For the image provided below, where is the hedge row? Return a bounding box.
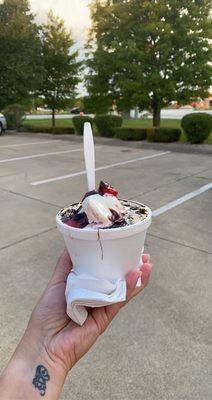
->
[20,120,181,142]
[115,127,181,142]
[115,113,212,144]
[18,112,212,144]
[115,128,147,141]
[147,127,181,142]
[18,125,75,134]
[20,114,123,137]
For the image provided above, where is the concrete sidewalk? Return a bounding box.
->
[0,132,211,400]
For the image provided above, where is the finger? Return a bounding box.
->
[140,262,152,289]
[126,269,142,299]
[141,253,150,264]
[97,264,150,326]
[103,269,142,321]
[129,263,152,300]
[51,249,73,284]
[104,263,152,324]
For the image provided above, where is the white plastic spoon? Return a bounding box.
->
[83,122,96,191]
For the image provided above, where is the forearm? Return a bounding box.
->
[0,327,67,400]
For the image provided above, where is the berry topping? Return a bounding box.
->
[64,212,89,229]
[61,215,71,224]
[82,190,98,201]
[98,181,118,197]
[109,208,120,222]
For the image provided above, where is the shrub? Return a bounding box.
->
[115,127,147,141]
[181,113,212,144]
[72,116,93,135]
[18,125,75,134]
[94,114,123,137]
[147,127,181,142]
[3,104,25,129]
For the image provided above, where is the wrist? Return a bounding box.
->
[0,325,68,399]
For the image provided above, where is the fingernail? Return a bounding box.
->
[136,274,142,288]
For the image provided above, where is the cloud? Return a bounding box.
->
[30,0,91,47]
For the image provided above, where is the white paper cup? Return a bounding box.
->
[56,201,152,281]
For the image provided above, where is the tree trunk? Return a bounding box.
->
[122,110,131,119]
[52,108,55,128]
[153,105,161,127]
[134,107,139,119]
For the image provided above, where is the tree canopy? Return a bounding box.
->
[86,0,212,125]
[39,11,81,126]
[0,0,42,110]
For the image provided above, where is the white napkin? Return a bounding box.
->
[65,269,142,326]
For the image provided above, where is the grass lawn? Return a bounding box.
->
[23,118,212,144]
[24,118,74,128]
[123,118,181,129]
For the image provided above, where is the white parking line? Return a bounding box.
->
[0,140,61,148]
[31,151,170,186]
[153,182,212,217]
[0,146,101,164]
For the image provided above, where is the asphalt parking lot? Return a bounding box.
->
[0,132,212,400]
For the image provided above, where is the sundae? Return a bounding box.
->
[59,181,149,230]
[56,122,152,325]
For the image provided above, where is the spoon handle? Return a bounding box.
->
[83,122,96,191]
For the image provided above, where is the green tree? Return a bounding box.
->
[40,11,81,127]
[0,0,42,110]
[86,0,211,126]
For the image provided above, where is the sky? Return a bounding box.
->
[30,0,91,49]
[30,0,92,95]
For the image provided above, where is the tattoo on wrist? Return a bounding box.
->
[32,365,50,397]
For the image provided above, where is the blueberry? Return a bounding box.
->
[72,212,89,228]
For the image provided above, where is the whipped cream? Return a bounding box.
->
[60,181,149,230]
[82,194,125,228]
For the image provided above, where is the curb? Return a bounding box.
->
[5,130,212,156]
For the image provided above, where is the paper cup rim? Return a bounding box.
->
[56,200,152,241]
